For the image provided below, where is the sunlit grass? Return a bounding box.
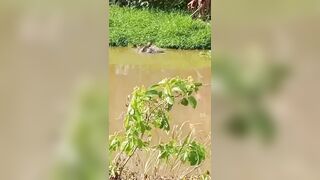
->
[109,6,211,49]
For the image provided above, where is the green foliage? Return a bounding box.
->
[110,0,188,11]
[213,56,288,142]
[53,85,107,180]
[181,141,206,166]
[157,136,206,166]
[109,76,206,177]
[109,6,211,49]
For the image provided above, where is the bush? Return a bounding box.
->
[109,76,210,179]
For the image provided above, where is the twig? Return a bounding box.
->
[180,165,201,179]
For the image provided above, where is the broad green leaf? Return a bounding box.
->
[150,84,160,89]
[180,98,188,106]
[188,96,197,108]
[146,89,159,97]
[187,151,199,165]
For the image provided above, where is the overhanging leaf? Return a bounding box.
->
[188,96,197,108]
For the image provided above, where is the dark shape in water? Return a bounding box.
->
[137,42,164,54]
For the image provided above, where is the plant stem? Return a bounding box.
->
[180,165,201,179]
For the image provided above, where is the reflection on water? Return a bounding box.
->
[115,64,131,75]
[109,47,211,170]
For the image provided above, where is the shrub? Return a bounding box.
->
[109,76,210,179]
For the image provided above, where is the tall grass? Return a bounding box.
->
[109,6,211,49]
[109,0,188,10]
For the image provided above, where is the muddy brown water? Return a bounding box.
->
[109,47,212,172]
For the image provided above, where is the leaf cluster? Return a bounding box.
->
[158,138,206,166]
[213,57,289,142]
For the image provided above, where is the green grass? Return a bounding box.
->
[109,6,211,49]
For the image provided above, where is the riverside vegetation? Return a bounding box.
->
[109,6,211,49]
[109,77,211,179]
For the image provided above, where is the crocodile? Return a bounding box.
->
[136,42,164,54]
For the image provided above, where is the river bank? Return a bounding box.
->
[109,6,211,49]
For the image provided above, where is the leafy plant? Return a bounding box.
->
[213,56,288,142]
[53,85,107,180]
[109,76,209,179]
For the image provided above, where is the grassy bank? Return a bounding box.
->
[109,6,211,49]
